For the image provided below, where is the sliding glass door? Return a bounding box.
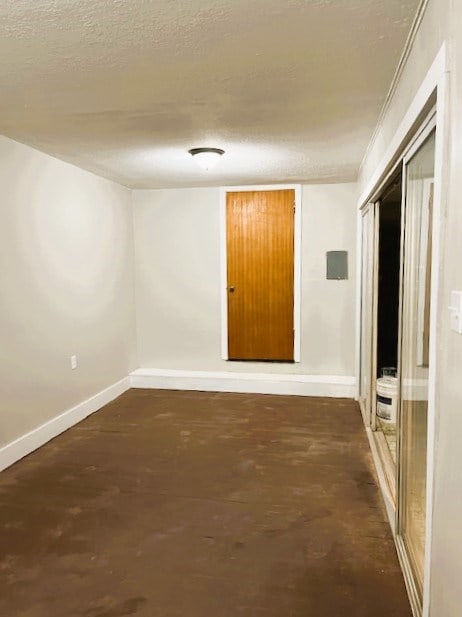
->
[398,127,436,602]
[358,111,437,615]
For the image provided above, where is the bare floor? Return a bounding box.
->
[0,390,411,617]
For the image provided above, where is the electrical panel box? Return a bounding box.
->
[326,251,348,280]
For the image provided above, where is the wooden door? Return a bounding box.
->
[226,189,295,361]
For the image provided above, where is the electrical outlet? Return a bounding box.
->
[70,355,77,370]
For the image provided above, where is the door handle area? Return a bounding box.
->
[228,286,235,293]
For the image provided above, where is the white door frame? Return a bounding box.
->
[356,42,449,617]
[358,201,378,428]
[219,184,302,362]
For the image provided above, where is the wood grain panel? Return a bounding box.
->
[226,189,294,361]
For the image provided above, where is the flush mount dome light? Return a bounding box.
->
[188,147,225,171]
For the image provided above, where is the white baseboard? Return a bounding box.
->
[130,368,356,398]
[0,370,355,474]
[0,377,130,473]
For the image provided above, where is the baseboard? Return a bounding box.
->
[130,368,356,398]
[0,377,131,473]
[0,370,355,473]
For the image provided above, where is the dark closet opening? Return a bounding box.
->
[376,172,402,377]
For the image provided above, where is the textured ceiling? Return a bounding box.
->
[0,0,420,188]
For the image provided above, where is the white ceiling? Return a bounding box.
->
[0,0,420,189]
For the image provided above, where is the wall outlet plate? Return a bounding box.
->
[70,355,77,370]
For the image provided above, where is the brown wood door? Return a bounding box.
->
[226,189,295,361]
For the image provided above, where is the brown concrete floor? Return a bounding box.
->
[0,389,411,617]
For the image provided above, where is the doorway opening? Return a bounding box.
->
[373,169,403,495]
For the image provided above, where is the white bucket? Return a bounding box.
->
[376,377,398,423]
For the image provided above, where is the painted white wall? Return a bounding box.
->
[429,4,462,615]
[359,0,450,187]
[132,183,357,377]
[0,136,137,449]
[359,2,462,615]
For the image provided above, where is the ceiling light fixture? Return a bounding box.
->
[188,147,225,171]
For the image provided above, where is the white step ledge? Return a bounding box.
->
[130,368,356,398]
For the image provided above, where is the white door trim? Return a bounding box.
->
[354,206,363,400]
[422,54,449,617]
[219,184,302,362]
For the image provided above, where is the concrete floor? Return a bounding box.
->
[0,389,411,617]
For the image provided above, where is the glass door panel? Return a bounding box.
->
[399,128,435,599]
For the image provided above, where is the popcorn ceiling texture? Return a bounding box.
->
[0,0,419,188]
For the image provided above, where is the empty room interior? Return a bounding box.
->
[1,1,462,616]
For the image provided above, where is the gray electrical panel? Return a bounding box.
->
[326,251,348,280]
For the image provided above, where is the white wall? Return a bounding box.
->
[0,136,136,449]
[133,183,357,377]
[359,0,450,186]
[429,3,462,614]
[358,2,462,615]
